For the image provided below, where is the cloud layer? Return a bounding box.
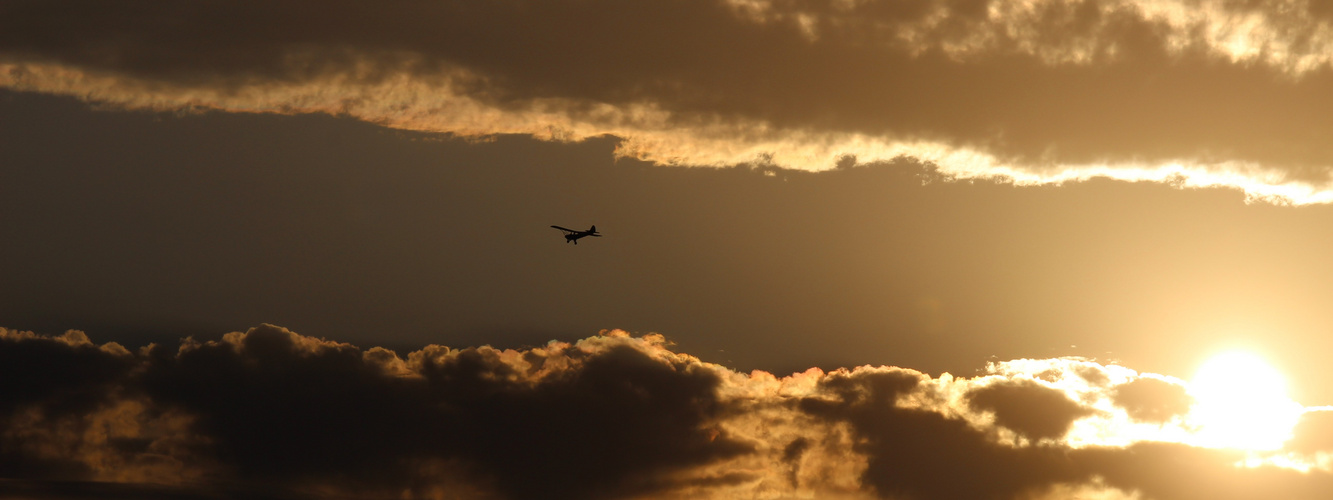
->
[5,0,1333,202]
[4,325,1333,499]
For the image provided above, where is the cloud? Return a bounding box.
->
[138,326,752,499]
[3,325,1333,499]
[1287,409,1333,455]
[1111,375,1194,424]
[800,367,1083,499]
[0,329,132,418]
[1,326,753,499]
[0,327,194,487]
[967,378,1098,441]
[4,0,1333,202]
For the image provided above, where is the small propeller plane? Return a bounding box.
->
[551,225,602,244]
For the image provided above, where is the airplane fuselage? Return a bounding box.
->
[551,225,601,244]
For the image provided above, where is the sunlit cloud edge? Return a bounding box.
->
[5,60,1331,206]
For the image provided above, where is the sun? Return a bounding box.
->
[1187,351,1303,451]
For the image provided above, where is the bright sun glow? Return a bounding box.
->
[1188,351,1304,451]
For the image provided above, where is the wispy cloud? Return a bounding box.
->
[3,325,1331,499]
[4,0,1333,202]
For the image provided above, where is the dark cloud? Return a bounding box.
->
[0,330,137,480]
[406,340,753,499]
[967,378,1097,441]
[142,326,752,499]
[1,326,750,499]
[5,0,1333,199]
[137,327,428,489]
[5,325,1333,499]
[801,369,1082,499]
[0,330,132,418]
[780,437,811,486]
[1111,376,1193,423]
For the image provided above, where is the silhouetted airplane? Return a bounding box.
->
[551,225,601,244]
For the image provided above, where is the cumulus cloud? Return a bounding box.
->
[3,325,1333,499]
[2,326,755,499]
[967,378,1098,441]
[1111,376,1194,424]
[4,0,1333,202]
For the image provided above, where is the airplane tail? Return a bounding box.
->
[589,225,597,234]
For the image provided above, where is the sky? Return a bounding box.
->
[6,0,1333,499]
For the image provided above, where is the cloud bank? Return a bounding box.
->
[4,325,1333,499]
[5,0,1333,202]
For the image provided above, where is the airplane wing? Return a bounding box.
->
[550,225,579,234]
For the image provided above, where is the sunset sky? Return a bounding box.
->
[6,1,1333,499]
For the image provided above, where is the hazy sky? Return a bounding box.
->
[6,1,1333,499]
